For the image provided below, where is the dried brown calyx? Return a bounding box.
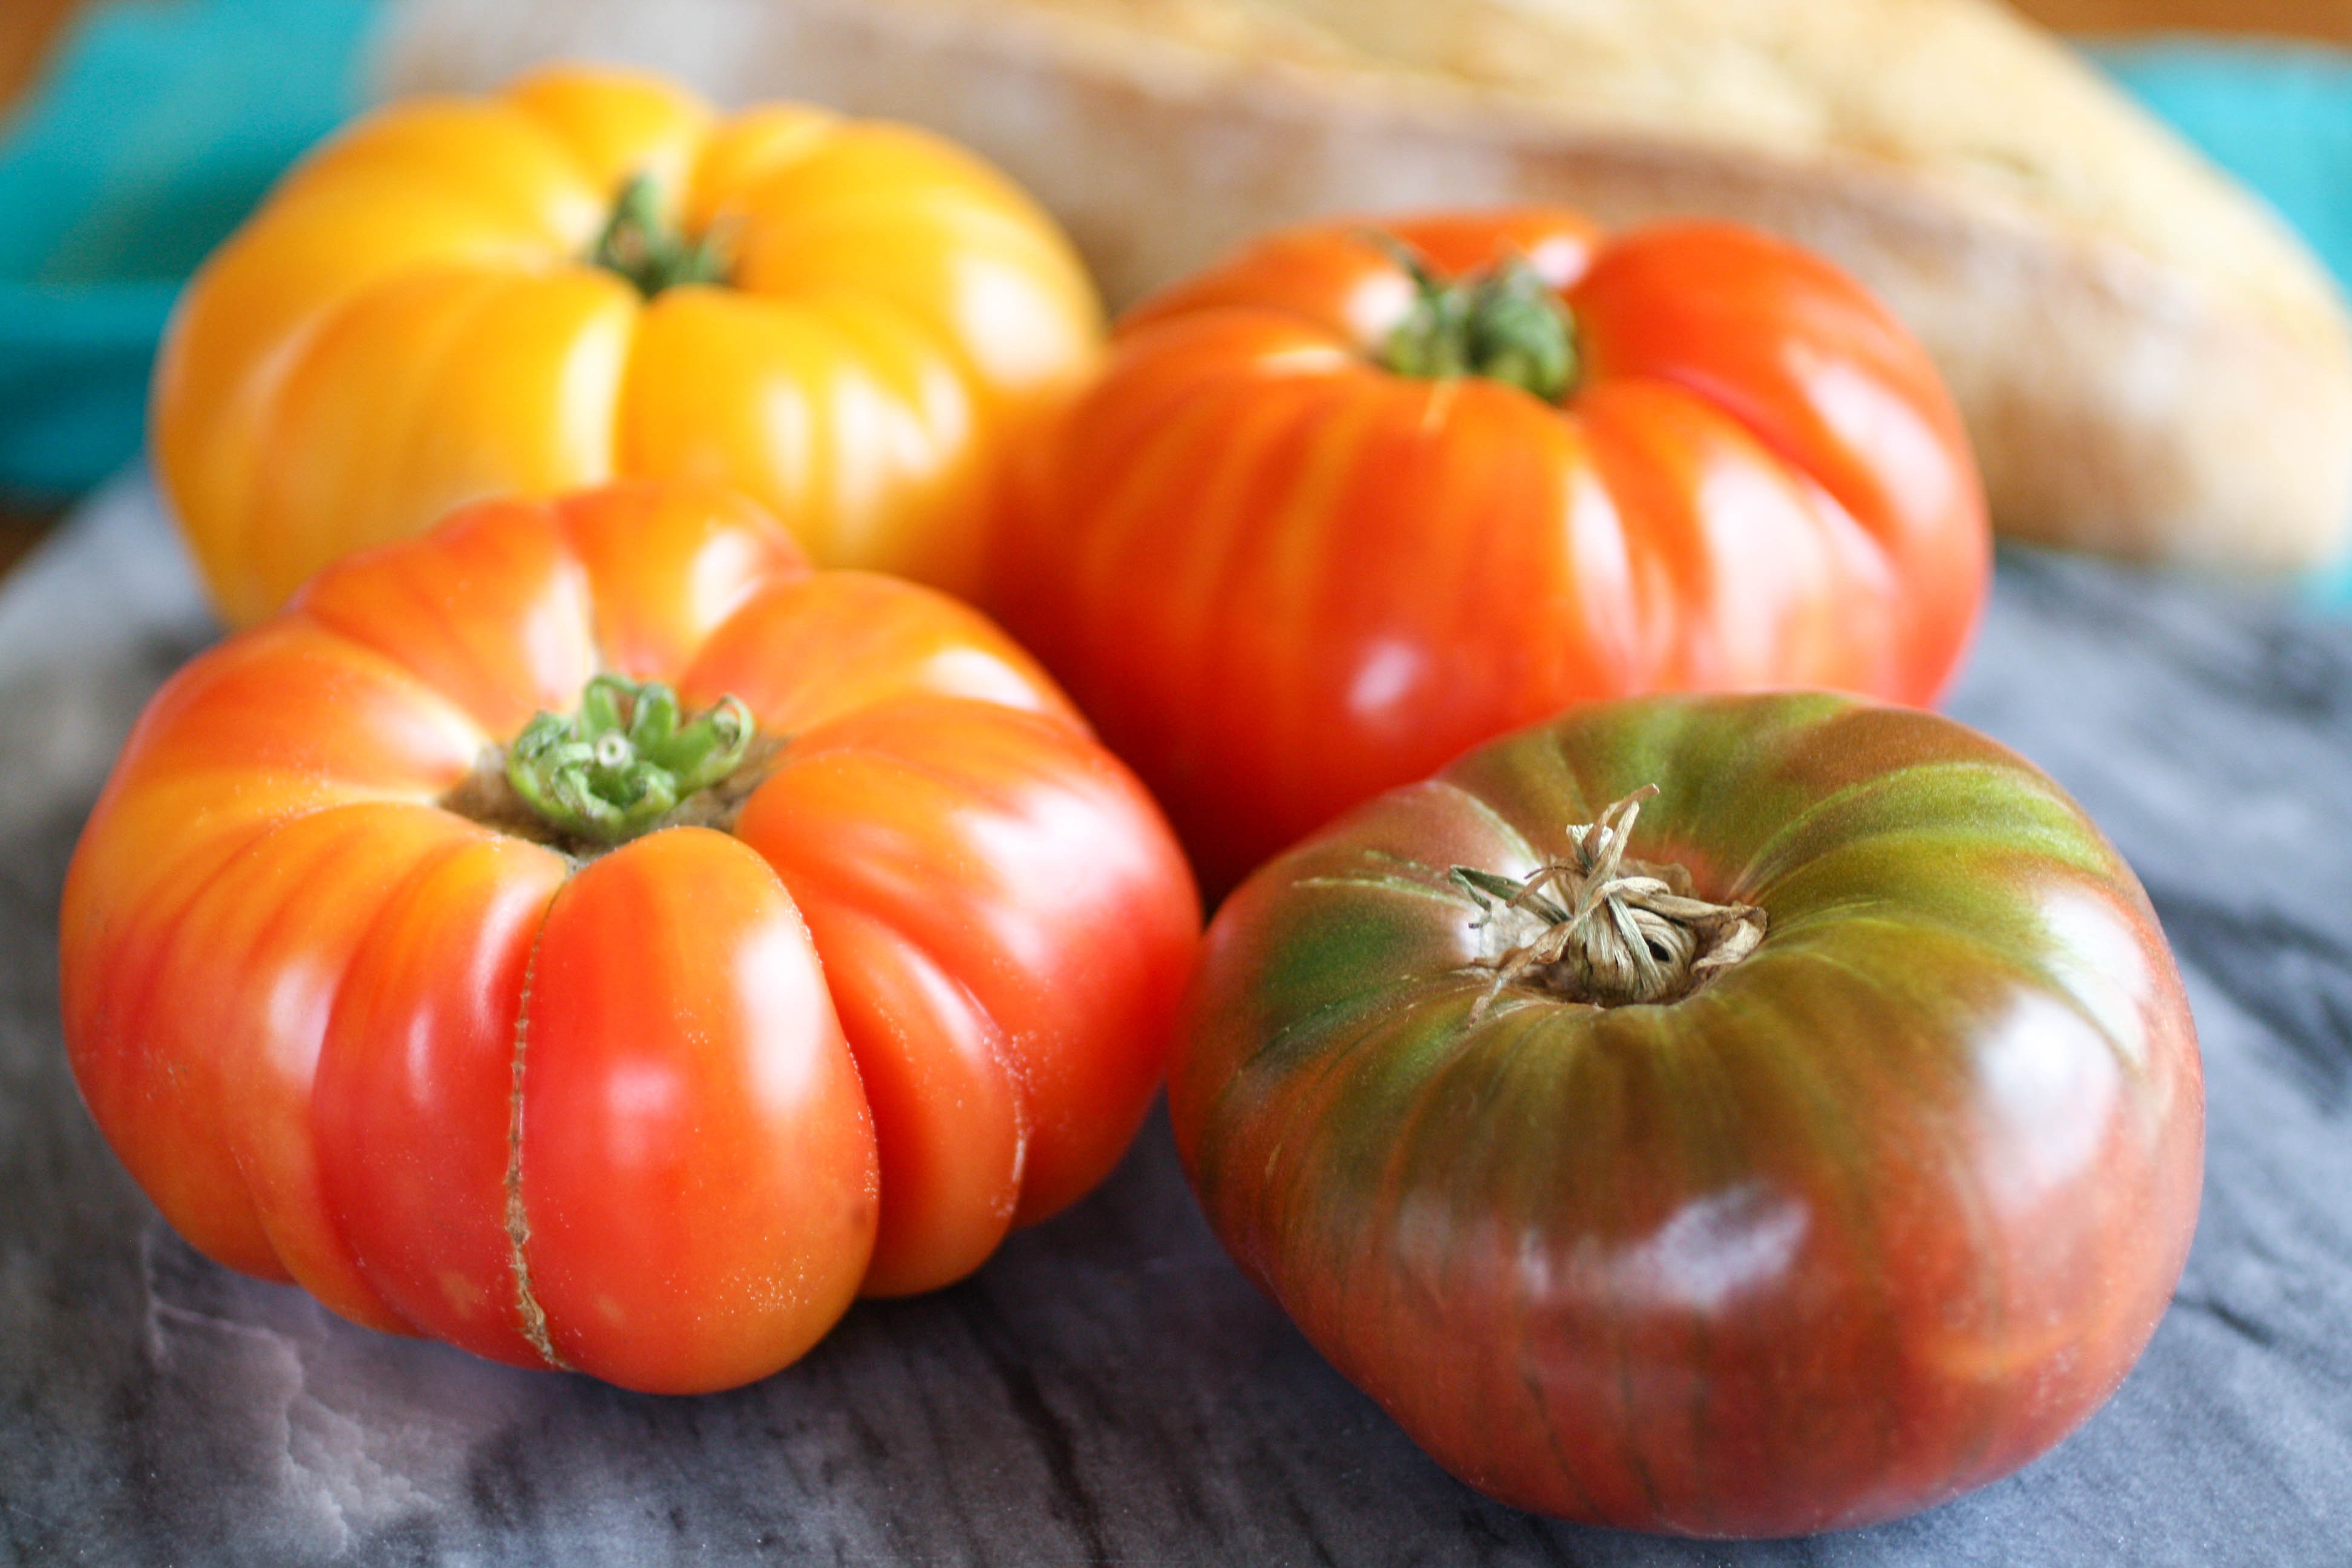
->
[1453,785,1765,1018]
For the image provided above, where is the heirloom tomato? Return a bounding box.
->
[996,210,1990,895]
[61,480,1198,1394]
[154,65,1102,627]
[1169,693,2201,1536]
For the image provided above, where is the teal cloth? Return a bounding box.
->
[0,0,377,505]
[0,10,2347,601]
[2087,40,2352,607]
[2092,40,2352,320]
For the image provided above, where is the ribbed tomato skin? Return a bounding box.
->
[61,480,1198,1393]
[997,211,1989,896]
[154,66,1102,627]
[1168,693,2200,1536]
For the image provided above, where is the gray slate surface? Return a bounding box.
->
[2,475,2348,1566]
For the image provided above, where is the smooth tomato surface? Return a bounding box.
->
[155,66,1102,626]
[997,211,1990,894]
[62,480,1198,1394]
[1169,693,2200,1535]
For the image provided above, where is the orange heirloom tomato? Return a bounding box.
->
[60,480,1198,1395]
[996,210,1991,896]
[154,65,1103,627]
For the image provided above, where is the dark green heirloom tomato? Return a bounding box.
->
[1167,693,2202,1538]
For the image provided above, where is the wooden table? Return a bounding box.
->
[2027,0,2352,40]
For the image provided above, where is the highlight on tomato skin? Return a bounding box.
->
[1166,691,2202,1538]
[992,206,1993,900]
[58,477,1200,1396]
[152,64,1105,629]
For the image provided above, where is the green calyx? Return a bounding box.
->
[590,174,731,298]
[505,675,754,846]
[1374,237,1579,404]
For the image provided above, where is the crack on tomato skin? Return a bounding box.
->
[504,921,569,1373]
[1292,870,1477,909]
[1514,1353,1606,1529]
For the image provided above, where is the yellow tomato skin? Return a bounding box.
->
[152,67,1103,627]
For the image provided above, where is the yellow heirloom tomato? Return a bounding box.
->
[153,66,1104,627]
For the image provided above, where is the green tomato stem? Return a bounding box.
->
[1374,235,1579,404]
[590,174,731,298]
[505,674,755,847]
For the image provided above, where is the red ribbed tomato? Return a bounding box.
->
[1169,693,2201,1536]
[997,210,1990,895]
[61,480,1198,1394]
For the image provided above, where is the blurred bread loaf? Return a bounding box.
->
[381,0,2352,570]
